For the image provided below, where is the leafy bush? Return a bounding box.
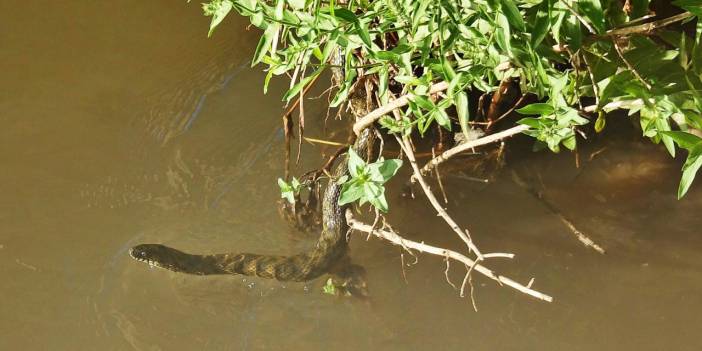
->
[198,0,701,199]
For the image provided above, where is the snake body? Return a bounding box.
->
[129,127,374,281]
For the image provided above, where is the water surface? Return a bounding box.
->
[2,2,702,350]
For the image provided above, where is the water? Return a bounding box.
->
[2,2,702,350]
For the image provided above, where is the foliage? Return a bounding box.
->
[277,176,301,204]
[197,0,702,198]
[337,148,402,212]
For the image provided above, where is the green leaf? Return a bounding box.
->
[356,21,372,49]
[516,103,555,115]
[203,0,233,37]
[495,12,512,54]
[661,131,702,149]
[562,134,577,150]
[332,8,357,23]
[375,159,403,182]
[347,147,366,178]
[282,68,323,102]
[673,0,702,17]
[678,145,702,198]
[322,278,337,295]
[499,0,526,32]
[252,23,279,65]
[578,0,605,33]
[277,178,295,204]
[455,92,471,140]
[517,117,542,128]
[412,95,436,111]
[531,0,552,47]
[338,181,365,205]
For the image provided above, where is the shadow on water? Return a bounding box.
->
[2,1,702,351]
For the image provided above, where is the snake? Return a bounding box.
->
[129,126,374,283]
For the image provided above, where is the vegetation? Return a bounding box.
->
[191,0,701,301]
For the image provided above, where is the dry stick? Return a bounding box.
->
[432,147,449,204]
[352,81,450,135]
[397,134,484,259]
[419,124,530,178]
[604,11,693,37]
[579,50,601,107]
[346,210,554,302]
[486,93,527,130]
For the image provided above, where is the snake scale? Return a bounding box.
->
[129,127,374,282]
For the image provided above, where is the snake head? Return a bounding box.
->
[129,244,178,270]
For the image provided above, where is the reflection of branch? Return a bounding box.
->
[346,210,554,302]
[352,81,449,135]
[511,170,606,254]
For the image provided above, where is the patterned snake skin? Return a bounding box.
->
[129,127,374,282]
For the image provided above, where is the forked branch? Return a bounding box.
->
[346,210,554,302]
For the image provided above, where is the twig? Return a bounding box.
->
[444,256,458,290]
[613,41,652,90]
[559,0,597,34]
[303,136,346,146]
[346,210,553,302]
[419,124,530,178]
[397,134,484,259]
[352,81,450,135]
[432,147,449,204]
[604,11,693,37]
[579,50,601,107]
[486,93,527,131]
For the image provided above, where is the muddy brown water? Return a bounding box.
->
[2,2,702,350]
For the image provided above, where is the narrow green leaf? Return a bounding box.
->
[347,147,366,178]
[455,92,470,140]
[495,13,512,54]
[660,131,702,149]
[499,0,526,32]
[252,24,278,65]
[516,103,555,115]
[531,0,552,47]
[332,8,357,23]
[282,68,323,102]
[578,0,605,33]
[678,144,702,198]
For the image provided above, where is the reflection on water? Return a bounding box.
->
[2,2,702,350]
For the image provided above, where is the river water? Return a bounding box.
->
[2,2,702,350]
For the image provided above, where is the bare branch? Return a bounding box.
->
[352,81,449,135]
[346,210,554,302]
[397,134,484,259]
[419,124,530,178]
[604,11,694,37]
